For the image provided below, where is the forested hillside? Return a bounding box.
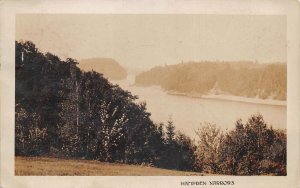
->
[78,58,127,80]
[15,41,286,175]
[15,41,196,171]
[135,62,286,100]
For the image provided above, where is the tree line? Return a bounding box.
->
[135,61,286,100]
[15,41,286,175]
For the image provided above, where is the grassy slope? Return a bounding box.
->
[15,157,205,176]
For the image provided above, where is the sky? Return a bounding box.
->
[16,14,286,70]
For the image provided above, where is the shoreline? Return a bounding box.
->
[167,91,286,106]
[119,81,286,107]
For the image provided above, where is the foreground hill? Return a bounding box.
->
[15,157,204,176]
[79,58,127,80]
[15,40,197,174]
[135,61,286,100]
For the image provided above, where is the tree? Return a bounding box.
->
[174,132,197,171]
[218,119,247,175]
[195,123,223,173]
[166,118,175,144]
[219,114,286,175]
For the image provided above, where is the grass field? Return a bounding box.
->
[15,157,205,176]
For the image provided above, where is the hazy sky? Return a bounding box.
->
[16,14,286,70]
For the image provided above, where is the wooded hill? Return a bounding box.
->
[15,41,286,175]
[135,61,286,100]
[15,41,196,171]
[78,58,127,80]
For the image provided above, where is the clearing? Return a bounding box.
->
[15,156,205,176]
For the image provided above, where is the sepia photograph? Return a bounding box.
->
[0,0,299,188]
[14,14,287,176]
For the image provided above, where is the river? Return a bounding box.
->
[112,75,286,138]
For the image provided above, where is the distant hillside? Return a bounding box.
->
[135,61,286,100]
[79,58,127,80]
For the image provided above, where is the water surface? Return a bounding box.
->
[113,76,286,138]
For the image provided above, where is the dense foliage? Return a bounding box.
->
[195,114,286,175]
[15,41,286,175]
[135,61,286,100]
[15,41,195,170]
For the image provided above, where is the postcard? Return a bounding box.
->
[0,0,299,188]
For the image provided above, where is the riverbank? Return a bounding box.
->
[167,91,286,106]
